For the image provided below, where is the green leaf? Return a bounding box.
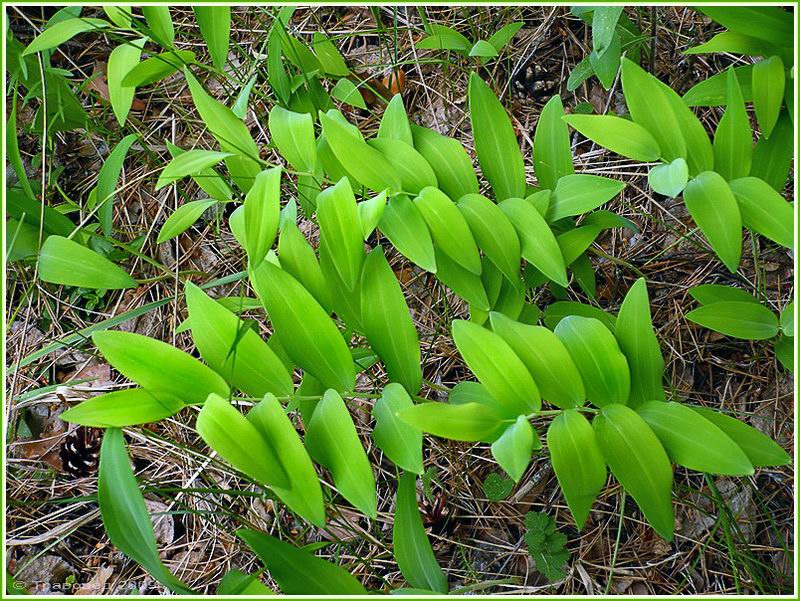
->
[499,197,567,286]
[434,248,489,310]
[319,110,400,193]
[487,21,523,52]
[232,75,257,120]
[121,50,196,87]
[397,401,505,442]
[593,403,674,540]
[752,56,785,139]
[194,6,230,70]
[620,58,686,162]
[61,388,184,428]
[185,282,293,397]
[638,401,753,475]
[372,383,423,474]
[244,167,282,267]
[97,134,137,236]
[197,393,290,488]
[22,17,110,56]
[103,6,132,28]
[379,194,437,273]
[277,220,332,311]
[358,191,387,241]
[250,261,355,391]
[567,56,594,92]
[554,316,630,407]
[411,125,479,200]
[312,32,350,76]
[93,330,228,402]
[218,570,274,595]
[414,187,482,275]
[469,40,498,58]
[683,65,754,107]
[305,389,377,517]
[142,6,174,47]
[489,312,585,408]
[591,7,623,56]
[98,429,193,594]
[483,472,514,501]
[378,94,413,145]
[547,409,606,528]
[564,114,660,162]
[107,37,146,127]
[166,141,232,201]
[544,301,616,332]
[697,6,793,48]
[780,301,794,337]
[685,31,769,56]
[268,106,317,172]
[689,284,758,306]
[614,278,665,408]
[491,415,536,482]
[648,158,688,197]
[155,150,232,190]
[713,69,752,181]
[468,73,525,200]
[457,193,521,283]
[728,176,793,249]
[682,171,742,272]
[417,24,470,52]
[686,301,779,340]
[533,95,574,190]
[361,247,422,394]
[237,529,367,595]
[330,78,366,109]
[751,112,793,191]
[547,174,625,222]
[394,472,448,592]
[369,139,438,195]
[247,393,326,526]
[452,319,541,416]
[157,198,217,243]
[589,32,621,89]
[316,176,364,290]
[690,406,791,467]
[38,236,137,290]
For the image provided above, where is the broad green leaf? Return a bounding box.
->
[305,389,377,517]
[185,70,261,190]
[564,114,660,162]
[682,171,742,272]
[312,32,350,76]
[394,472,448,593]
[194,6,230,70]
[690,406,791,467]
[379,194,437,273]
[489,312,584,408]
[316,176,364,290]
[247,393,325,526]
[103,6,132,28]
[197,394,290,488]
[38,236,137,289]
[591,7,623,56]
[93,330,228,402]
[728,177,793,249]
[685,301,779,340]
[166,142,232,201]
[358,191,387,240]
[452,319,541,416]
[780,301,794,337]
[7,101,34,198]
[685,31,769,56]
[593,403,674,540]
[638,402,753,475]
[697,6,793,48]
[268,106,317,172]
[468,73,525,200]
[397,401,505,442]
[237,529,367,595]
[487,21,523,52]
[330,78,366,109]
[689,284,758,306]
[589,32,621,89]
[417,24,470,51]
[547,409,606,528]
[499,197,567,286]
[648,158,688,197]
[121,50,196,87]
[544,301,616,332]
[218,570,274,595]
[107,37,145,127]
[98,429,193,594]
[414,187,481,275]
[250,261,355,391]
[533,95,574,190]
[319,110,400,193]
[775,334,794,371]
[491,415,536,482]
[653,79,714,175]
[157,199,217,243]
[378,93,413,145]
[155,150,232,190]
[22,17,110,56]
[620,58,685,162]
[7,189,74,238]
[277,220,332,311]
[567,56,594,92]
[713,69,752,181]
[554,316,630,407]
[411,125,479,200]
[614,278,665,408]
[434,248,489,310]
[142,6,174,47]
[317,247,365,331]
[185,283,293,397]
[232,75,257,120]
[97,134,137,236]
[369,138,438,194]
[469,40,498,58]
[457,193,521,283]
[61,388,183,427]
[267,25,291,104]
[683,65,754,107]
[372,383,423,474]
[751,112,793,191]
[280,32,322,74]
[448,381,497,408]
[244,167,282,267]
[361,248,422,394]
[752,56,785,139]
[547,174,625,222]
